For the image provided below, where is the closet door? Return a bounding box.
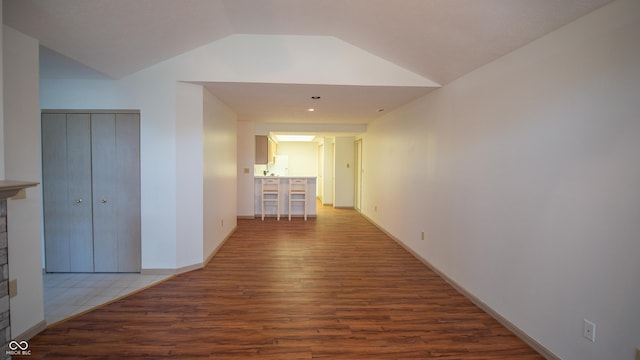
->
[91,113,141,272]
[42,113,94,272]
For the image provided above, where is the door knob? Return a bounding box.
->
[75,199,83,204]
[101,199,108,203]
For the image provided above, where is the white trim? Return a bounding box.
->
[360,213,560,360]
[141,226,236,276]
[15,320,46,340]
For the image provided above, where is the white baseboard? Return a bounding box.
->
[141,226,237,276]
[16,320,47,340]
[360,213,559,360]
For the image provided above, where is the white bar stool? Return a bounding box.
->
[288,178,307,221]
[261,178,280,220]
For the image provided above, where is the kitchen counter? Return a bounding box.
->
[254,176,317,218]
[254,176,317,179]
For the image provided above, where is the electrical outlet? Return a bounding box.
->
[583,319,596,342]
[9,279,17,298]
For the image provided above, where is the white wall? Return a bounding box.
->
[333,137,355,208]
[203,87,237,259]
[362,1,640,359]
[175,82,204,268]
[157,34,437,87]
[0,3,4,178]
[236,121,255,217]
[3,25,45,337]
[321,137,334,205]
[275,142,317,177]
[41,76,179,270]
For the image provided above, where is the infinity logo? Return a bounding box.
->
[8,340,29,351]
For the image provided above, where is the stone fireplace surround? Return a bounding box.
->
[0,181,39,359]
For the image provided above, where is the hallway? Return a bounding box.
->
[30,205,542,359]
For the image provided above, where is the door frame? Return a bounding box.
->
[354,139,363,212]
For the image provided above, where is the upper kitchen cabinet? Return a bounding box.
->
[255,135,277,165]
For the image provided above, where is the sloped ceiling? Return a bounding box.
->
[3,0,614,124]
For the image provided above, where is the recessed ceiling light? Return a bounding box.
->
[307,108,315,112]
[311,96,321,100]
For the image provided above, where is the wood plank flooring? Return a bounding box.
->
[30,203,543,359]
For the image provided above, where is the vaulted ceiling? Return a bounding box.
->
[3,0,614,123]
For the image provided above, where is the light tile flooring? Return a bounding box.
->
[43,272,171,325]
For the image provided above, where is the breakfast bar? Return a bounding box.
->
[254,176,317,219]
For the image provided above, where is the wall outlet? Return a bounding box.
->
[583,319,596,342]
[9,279,17,298]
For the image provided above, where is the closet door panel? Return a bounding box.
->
[43,111,141,273]
[42,114,71,272]
[91,114,118,272]
[65,114,94,272]
[115,114,141,272]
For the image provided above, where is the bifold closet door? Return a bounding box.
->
[91,113,141,272]
[42,113,94,272]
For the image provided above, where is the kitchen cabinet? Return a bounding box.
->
[255,135,277,165]
[42,111,141,273]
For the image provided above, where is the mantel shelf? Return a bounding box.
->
[0,180,39,200]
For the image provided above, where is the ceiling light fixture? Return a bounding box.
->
[276,135,316,142]
[311,96,321,100]
[307,108,315,112]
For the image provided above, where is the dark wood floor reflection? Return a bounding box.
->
[30,203,543,359]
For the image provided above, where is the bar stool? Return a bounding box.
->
[288,178,307,221]
[261,178,281,220]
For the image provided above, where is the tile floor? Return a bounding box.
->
[43,272,171,325]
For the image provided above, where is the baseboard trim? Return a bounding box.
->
[360,213,559,360]
[15,320,47,340]
[203,226,236,267]
[139,268,174,276]
[141,226,237,276]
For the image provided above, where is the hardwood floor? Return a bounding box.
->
[30,203,543,359]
